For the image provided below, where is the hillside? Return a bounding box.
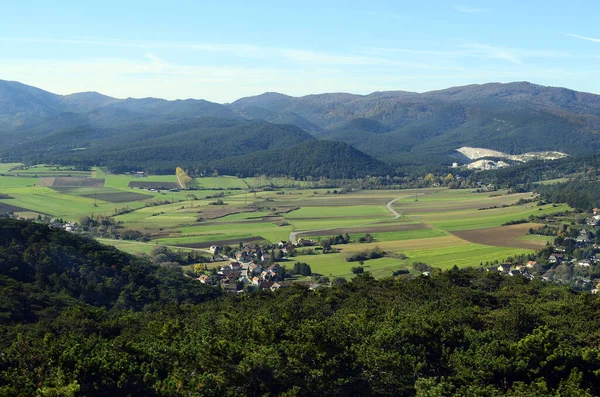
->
[0,219,218,323]
[2,219,600,395]
[7,118,318,174]
[210,140,391,179]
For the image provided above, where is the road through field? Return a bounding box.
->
[289,197,404,245]
[386,197,402,219]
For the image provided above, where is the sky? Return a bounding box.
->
[0,0,599,102]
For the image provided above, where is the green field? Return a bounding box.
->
[1,168,571,278]
[0,163,22,173]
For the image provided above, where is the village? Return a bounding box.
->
[490,208,600,293]
[189,240,323,293]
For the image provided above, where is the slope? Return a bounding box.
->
[210,140,390,179]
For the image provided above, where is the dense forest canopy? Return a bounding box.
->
[2,220,600,395]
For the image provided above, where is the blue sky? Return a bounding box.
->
[0,0,599,102]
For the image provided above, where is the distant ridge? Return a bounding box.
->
[3,80,600,174]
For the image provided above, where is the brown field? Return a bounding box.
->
[179,236,267,249]
[37,177,105,187]
[451,223,545,250]
[128,181,180,189]
[81,192,153,203]
[296,223,430,238]
[0,202,29,212]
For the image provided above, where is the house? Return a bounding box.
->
[270,282,282,291]
[594,208,600,216]
[248,264,263,275]
[577,259,592,267]
[577,229,592,244]
[235,252,249,262]
[297,238,315,247]
[526,261,538,268]
[252,276,260,286]
[267,264,279,274]
[587,218,600,226]
[497,264,512,273]
[196,274,211,284]
[209,245,221,254]
[223,282,240,293]
[549,254,565,264]
[261,280,274,290]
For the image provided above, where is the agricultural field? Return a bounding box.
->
[1,167,571,279]
[0,163,22,174]
[4,164,92,178]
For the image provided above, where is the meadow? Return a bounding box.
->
[1,166,570,278]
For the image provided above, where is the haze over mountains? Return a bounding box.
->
[2,79,600,176]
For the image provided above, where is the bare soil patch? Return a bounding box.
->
[296,223,430,238]
[451,223,545,250]
[179,236,267,249]
[128,181,180,189]
[0,202,29,213]
[37,177,105,187]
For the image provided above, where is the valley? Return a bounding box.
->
[0,163,569,280]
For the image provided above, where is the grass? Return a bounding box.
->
[0,175,39,187]
[286,205,389,218]
[423,204,569,231]
[2,186,149,220]
[0,163,22,173]
[96,238,208,255]
[291,239,533,279]
[193,176,248,189]
[360,228,449,242]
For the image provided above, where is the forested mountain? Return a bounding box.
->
[3,219,600,395]
[210,140,391,179]
[232,82,600,160]
[3,80,600,175]
[6,118,318,174]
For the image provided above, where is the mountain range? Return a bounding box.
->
[2,79,600,177]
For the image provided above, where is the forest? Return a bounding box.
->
[2,219,600,396]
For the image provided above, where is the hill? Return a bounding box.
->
[2,219,600,395]
[7,118,318,174]
[210,140,391,179]
[0,219,218,323]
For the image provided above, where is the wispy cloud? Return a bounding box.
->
[460,43,522,64]
[454,5,488,13]
[567,33,600,43]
